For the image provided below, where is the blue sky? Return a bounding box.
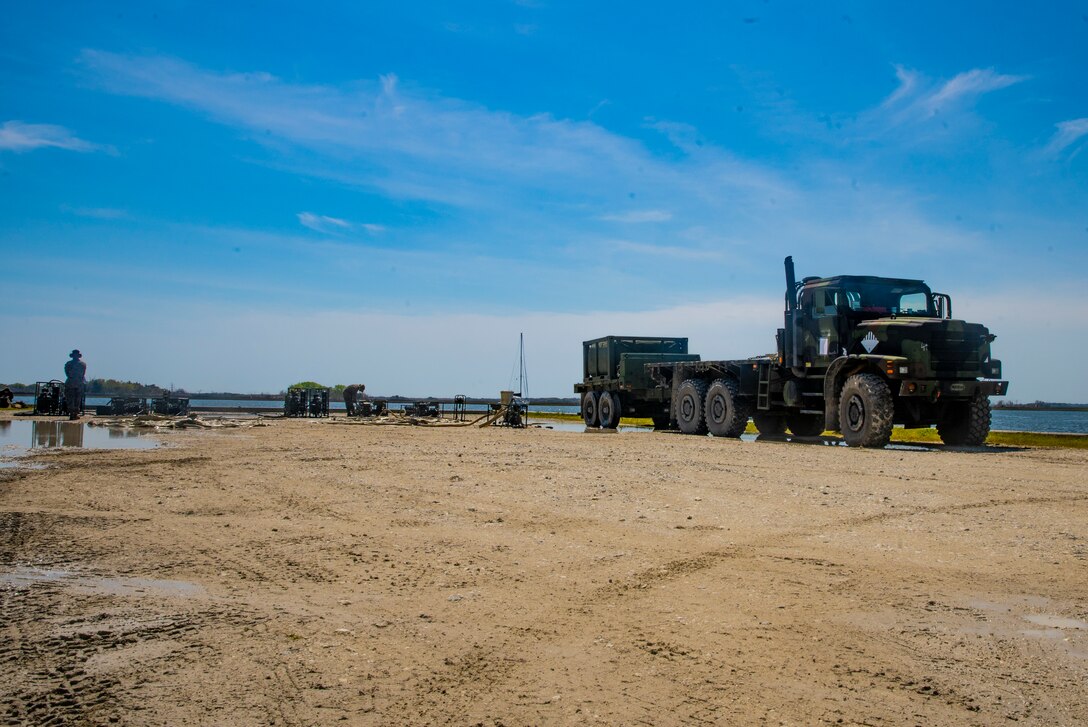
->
[2,2,1086,399]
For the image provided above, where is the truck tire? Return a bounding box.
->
[598,391,622,429]
[752,413,786,436]
[675,379,709,435]
[937,394,991,446]
[838,374,893,448]
[705,378,750,438]
[786,413,825,437]
[581,391,600,428]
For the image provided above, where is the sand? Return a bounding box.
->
[2,414,1087,725]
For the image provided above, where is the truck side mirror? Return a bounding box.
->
[932,293,952,319]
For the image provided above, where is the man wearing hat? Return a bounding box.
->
[64,350,87,420]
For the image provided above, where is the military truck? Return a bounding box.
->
[576,257,1008,447]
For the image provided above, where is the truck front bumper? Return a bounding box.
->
[897,379,1009,399]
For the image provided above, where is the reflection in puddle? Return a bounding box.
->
[0,566,204,598]
[0,420,158,456]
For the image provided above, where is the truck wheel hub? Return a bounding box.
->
[846,395,865,432]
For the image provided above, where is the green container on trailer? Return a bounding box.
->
[582,336,691,383]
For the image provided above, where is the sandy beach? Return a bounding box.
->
[2,414,1086,725]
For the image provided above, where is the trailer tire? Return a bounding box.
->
[839,374,893,448]
[753,413,786,436]
[581,391,600,428]
[786,413,825,437]
[675,379,709,435]
[598,391,622,429]
[937,394,990,446]
[705,378,750,438]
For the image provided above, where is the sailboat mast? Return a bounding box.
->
[518,332,528,398]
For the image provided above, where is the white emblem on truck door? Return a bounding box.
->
[861,331,879,353]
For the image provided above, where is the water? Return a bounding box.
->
[0,420,158,460]
[989,409,1088,434]
[12,397,1088,433]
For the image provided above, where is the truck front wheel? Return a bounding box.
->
[598,391,622,429]
[675,379,709,435]
[705,378,750,438]
[937,394,991,446]
[838,374,893,448]
[581,391,600,428]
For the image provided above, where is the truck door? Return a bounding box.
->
[801,288,844,367]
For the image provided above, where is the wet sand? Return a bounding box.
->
[2,414,1086,725]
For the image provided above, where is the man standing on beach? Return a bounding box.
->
[343,383,366,416]
[64,350,86,420]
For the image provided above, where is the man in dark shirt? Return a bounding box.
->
[64,350,87,420]
[343,383,366,416]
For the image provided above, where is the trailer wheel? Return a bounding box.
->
[581,391,600,428]
[675,379,709,435]
[786,413,825,437]
[752,413,786,436]
[936,394,990,446]
[705,378,750,438]
[838,374,893,448]
[598,391,622,429]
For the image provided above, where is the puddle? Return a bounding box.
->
[0,566,204,598]
[0,420,159,459]
[1023,614,1088,630]
[544,422,654,433]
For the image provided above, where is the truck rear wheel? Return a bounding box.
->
[753,413,786,436]
[838,374,893,448]
[675,379,708,435]
[786,413,825,437]
[705,378,750,438]
[581,391,600,428]
[937,394,991,446]
[598,391,622,429]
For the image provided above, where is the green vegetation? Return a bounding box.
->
[2,379,174,396]
[288,381,325,390]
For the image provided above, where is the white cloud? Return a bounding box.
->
[926,68,1025,110]
[79,50,791,216]
[0,120,102,153]
[599,210,673,223]
[609,239,724,261]
[297,211,384,235]
[864,66,1027,140]
[61,205,129,219]
[1043,118,1088,158]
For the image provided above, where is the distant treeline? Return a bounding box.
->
[994,401,1088,411]
[2,379,579,405]
[3,379,173,397]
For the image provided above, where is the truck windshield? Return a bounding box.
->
[839,283,934,317]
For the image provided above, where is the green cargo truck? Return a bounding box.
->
[575,257,1009,447]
